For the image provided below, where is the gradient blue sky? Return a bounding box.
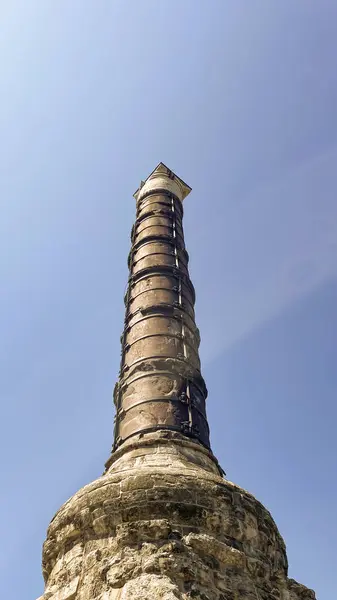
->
[1,2,336,599]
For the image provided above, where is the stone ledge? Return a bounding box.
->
[104,430,223,476]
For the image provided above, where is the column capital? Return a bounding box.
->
[133,162,192,203]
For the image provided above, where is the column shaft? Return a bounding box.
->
[113,189,210,450]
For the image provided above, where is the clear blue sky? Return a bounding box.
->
[1,2,336,598]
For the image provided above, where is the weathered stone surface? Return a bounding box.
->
[288,578,316,599]
[120,574,181,600]
[39,433,315,600]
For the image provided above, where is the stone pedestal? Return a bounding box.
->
[39,432,315,600]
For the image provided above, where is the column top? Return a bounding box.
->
[133,162,192,203]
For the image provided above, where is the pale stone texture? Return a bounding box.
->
[39,432,315,600]
[133,162,191,202]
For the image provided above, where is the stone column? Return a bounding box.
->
[111,163,211,454]
[38,165,316,600]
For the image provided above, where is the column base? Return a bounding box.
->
[40,433,315,600]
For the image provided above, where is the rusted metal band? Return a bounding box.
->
[117,362,207,392]
[126,285,179,305]
[131,304,194,324]
[128,263,187,282]
[132,238,188,258]
[135,221,173,235]
[128,294,195,319]
[135,216,183,234]
[123,304,197,331]
[135,215,183,233]
[122,331,200,357]
[135,208,182,227]
[133,233,186,253]
[130,233,188,255]
[137,203,181,222]
[132,249,183,264]
[128,264,195,292]
[128,246,180,269]
[117,396,208,421]
[137,189,184,212]
[138,302,192,315]
[126,267,196,303]
[129,250,176,269]
[133,234,176,250]
[119,353,202,375]
[117,368,207,398]
[124,306,196,335]
[114,424,210,451]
